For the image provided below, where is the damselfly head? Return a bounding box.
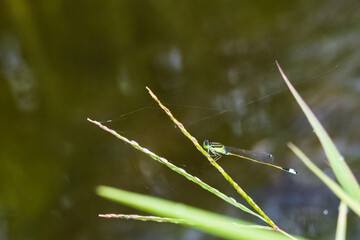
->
[203,140,210,149]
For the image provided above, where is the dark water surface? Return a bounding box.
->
[1,1,360,239]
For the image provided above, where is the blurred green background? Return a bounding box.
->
[1,0,360,239]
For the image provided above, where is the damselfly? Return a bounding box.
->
[203,140,298,174]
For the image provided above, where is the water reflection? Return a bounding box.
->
[1,36,39,112]
[1,0,360,239]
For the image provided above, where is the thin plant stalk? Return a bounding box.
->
[335,201,348,240]
[146,87,278,229]
[98,213,273,230]
[87,119,264,221]
[99,214,192,225]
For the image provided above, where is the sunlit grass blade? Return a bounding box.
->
[276,61,360,201]
[288,142,360,217]
[146,87,277,228]
[87,118,264,221]
[97,186,301,240]
[335,201,348,240]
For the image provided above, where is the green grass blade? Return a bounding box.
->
[288,143,360,217]
[276,61,360,201]
[97,186,303,240]
[335,201,348,240]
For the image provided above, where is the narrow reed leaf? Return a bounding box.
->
[335,201,348,240]
[87,118,264,221]
[288,142,360,217]
[276,61,360,201]
[96,186,299,240]
[146,87,277,228]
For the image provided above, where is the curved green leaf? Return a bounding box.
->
[288,143,360,217]
[277,61,360,201]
